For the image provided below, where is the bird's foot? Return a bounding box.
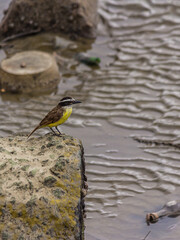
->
[55,127,62,136]
[49,127,62,137]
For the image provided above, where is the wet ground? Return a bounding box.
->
[1,0,180,239]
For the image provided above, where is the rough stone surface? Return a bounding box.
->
[0,133,86,239]
[0,0,98,40]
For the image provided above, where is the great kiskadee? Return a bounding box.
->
[27,96,81,138]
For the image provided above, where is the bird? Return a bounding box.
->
[27,96,81,138]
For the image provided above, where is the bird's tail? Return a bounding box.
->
[27,125,40,139]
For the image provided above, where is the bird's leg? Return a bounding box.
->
[55,126,62,135]
[49,127,59,136]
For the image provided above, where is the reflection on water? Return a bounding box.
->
[2,0,180,239]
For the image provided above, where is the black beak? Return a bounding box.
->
[73,100,81,104]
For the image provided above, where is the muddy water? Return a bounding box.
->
[1,0,180,239]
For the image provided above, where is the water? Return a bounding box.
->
[1,0,180,239]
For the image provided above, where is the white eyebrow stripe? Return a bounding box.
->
[61,98,74,103]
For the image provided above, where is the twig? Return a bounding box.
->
[142,231,151,240]
[1,28,41,42]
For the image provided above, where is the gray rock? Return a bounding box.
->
[0,133,86,239]
[0,0,98,40]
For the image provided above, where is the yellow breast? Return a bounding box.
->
[47,107,72,128]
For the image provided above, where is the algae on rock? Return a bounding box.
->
[0,133,86,239]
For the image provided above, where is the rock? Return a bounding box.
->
[0,0,98,41]
[0,50,60,94]
[0,133,86,239]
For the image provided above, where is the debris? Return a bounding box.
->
[75,53,101,66]
[146,200,180,225]
[142,231,151,240]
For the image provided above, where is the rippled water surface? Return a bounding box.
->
[2,0,180,239]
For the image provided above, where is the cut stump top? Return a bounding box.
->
[1,51,53,75]
[0,50,60,93]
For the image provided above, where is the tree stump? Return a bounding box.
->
[0,50,60,93]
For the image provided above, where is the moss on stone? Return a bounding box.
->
[0,133,84,239]
[28,169,38,177]
[43,176,57,187]
[52,188,65,199]
[0,163,6,170]
[17,159,29,163]
[21,165,30,171]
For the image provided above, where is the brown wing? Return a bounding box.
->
[39,105,64,127]
[27,105,63,139]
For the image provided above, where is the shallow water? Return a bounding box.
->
[1,0,180,239]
